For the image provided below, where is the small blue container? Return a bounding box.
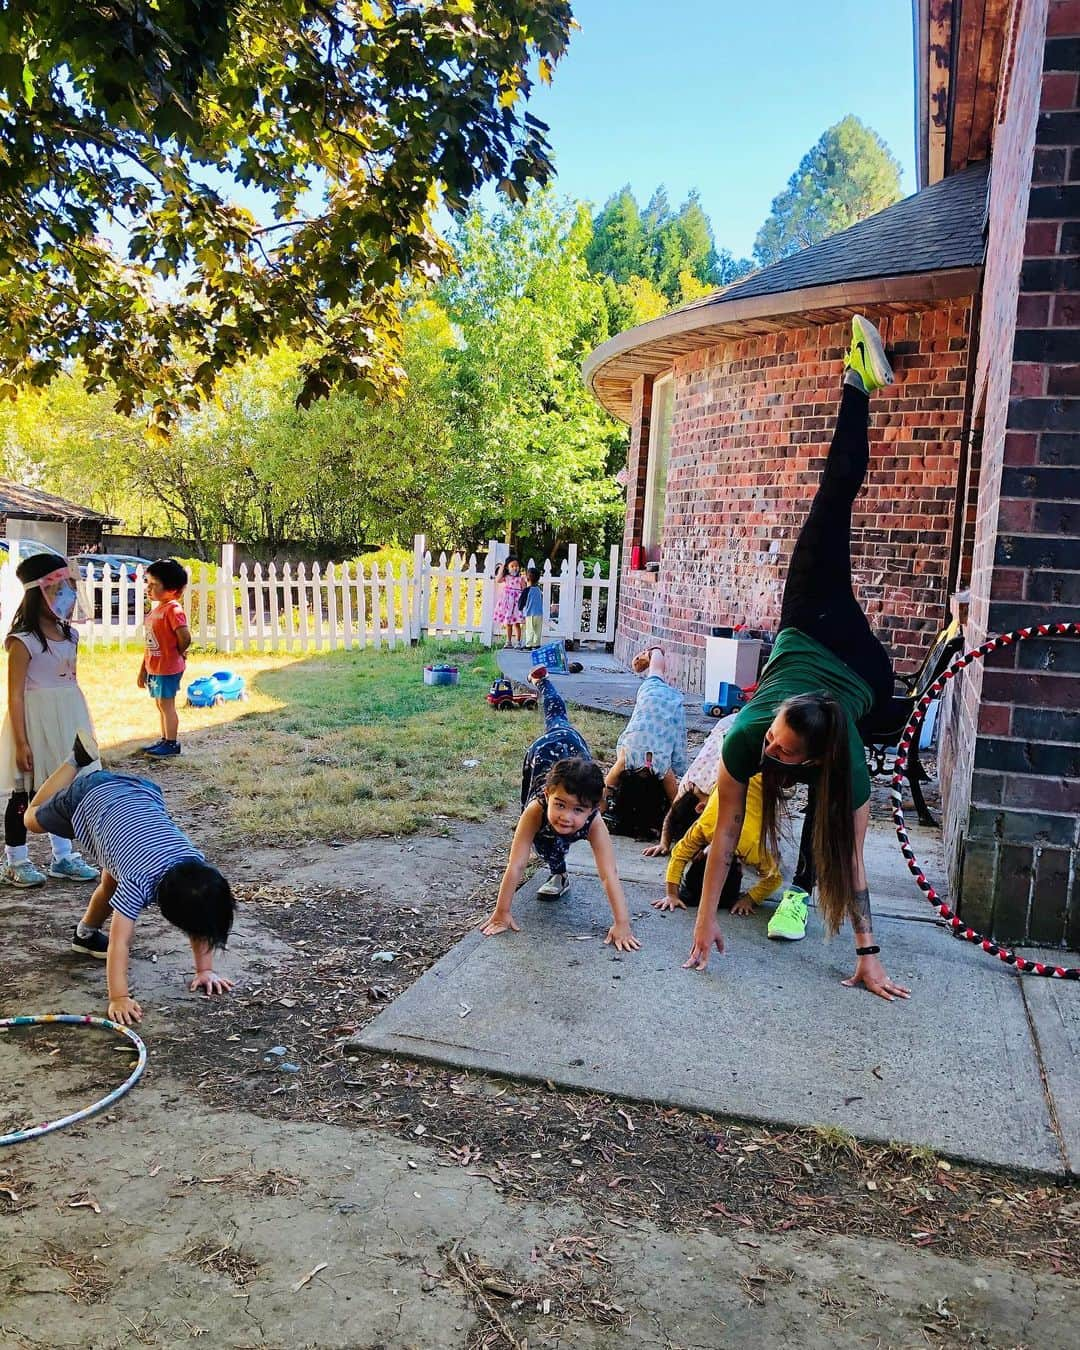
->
[423,664,459,687]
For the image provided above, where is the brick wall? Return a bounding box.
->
[939,0,1080,947]
[615,304,973,693]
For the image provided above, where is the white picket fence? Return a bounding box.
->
[0,537,619,654]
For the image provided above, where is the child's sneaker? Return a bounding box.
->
[767,887,809,941]
[48,855,100,882]
[2,859,46,888]
[144,740,181,757]
[71,926,109,958]
[844,316,894,393]
[537,872,570,900]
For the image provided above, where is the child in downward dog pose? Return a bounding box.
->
[604,646,687,805]
[25,731,235,1024]
[481,668,640,951]
[651,775,782,917]
[0,552,100,887]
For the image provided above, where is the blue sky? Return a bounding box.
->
[527,0,917,259]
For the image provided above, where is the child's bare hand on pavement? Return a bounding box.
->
[190,971,234,996]
[605,924,641,952]
[481,911,520,937]
[651,892,685,911]
[641,841,668,857]
[730,895,755,916]
[108,996,142,1025]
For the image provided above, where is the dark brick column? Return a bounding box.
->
[957,2,1080,947]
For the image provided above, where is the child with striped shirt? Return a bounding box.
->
[25,732,234,1025]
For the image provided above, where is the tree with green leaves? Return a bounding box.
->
[584,187,648,285]
[438,191,625,554]
[753,115,903,267]
[586,184,753,322]
[0,0,573,432]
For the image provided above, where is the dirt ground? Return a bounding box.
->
[2,780,1079,1349]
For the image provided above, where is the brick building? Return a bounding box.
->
[584,0,1080,947]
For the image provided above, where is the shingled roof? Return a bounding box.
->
[584,162,990,423]
[679,160,990,313]
[0,480,119,524]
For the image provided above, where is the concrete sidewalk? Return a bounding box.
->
[361,647,1080,1177]
[496,643,716,733]
[358,835,1077,1176]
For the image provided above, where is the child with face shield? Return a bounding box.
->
[0,551,100,887]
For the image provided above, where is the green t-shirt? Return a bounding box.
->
[720,629,875,807]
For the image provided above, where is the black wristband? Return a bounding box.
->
[855,945,880,957]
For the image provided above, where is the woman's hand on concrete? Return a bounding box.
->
[841,953,911,1001]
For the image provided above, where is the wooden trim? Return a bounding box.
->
[583,266,983,423]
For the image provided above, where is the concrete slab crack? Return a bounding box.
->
[1019,981,1071,1175]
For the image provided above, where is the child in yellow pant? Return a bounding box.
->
[650,775,781,914]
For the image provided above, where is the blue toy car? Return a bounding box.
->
[187,671,247,707]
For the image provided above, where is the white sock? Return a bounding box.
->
[76,921,98,939]
[50,835,73,862]
[6,844,28,864]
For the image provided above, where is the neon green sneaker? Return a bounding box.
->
[844,315,894,393]
[768,887,809,941]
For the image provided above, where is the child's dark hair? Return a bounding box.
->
[155,861,234,950]
[8,552,73,650]
[665,791,702,848]
[526,566,540,585]
[546,757,604,808]
[147,557,188,592]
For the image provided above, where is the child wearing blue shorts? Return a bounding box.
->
[138,558,191,758]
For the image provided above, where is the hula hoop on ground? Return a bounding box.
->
[891,621,1080,981]
[0,1014,148,1146]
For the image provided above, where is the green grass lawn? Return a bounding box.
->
[62,641,622,845]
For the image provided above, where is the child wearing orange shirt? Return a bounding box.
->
[138,559,191,758]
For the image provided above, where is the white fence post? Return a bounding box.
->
[604,544,620,646]
[410,534,425,642]
[479,538,504,647]
[218,543,236,653]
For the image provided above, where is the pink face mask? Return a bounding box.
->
[24,565,86,624]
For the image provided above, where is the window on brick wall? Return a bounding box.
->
[642,374,673,562]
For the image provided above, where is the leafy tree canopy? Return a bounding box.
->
[437,190,625,552]
[753,115,903,267]
[585,184,753,328]
[0,0,573,432]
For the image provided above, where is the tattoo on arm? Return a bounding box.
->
[851,887,872,936]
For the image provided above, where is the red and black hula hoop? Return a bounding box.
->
[891,620,1080,980]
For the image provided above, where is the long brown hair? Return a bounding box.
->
[758,692,855,936]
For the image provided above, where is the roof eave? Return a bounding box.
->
[584,265,982,424]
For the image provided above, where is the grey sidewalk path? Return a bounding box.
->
[358,858,1076,1176]
[496,643,716,733]
[359,822,1079,1177]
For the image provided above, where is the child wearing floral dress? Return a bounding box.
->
[492,556,527,648]
[0,552,100,887]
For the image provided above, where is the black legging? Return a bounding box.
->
[4,790,28,848]
[778,383,894,714]
[781,383,897,896]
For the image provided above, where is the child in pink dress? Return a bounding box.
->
[0,551,100,886]
[492,556,527,648]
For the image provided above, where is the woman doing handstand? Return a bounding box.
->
[686,315,911,1002]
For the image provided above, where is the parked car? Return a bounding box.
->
[77,553,154,623]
